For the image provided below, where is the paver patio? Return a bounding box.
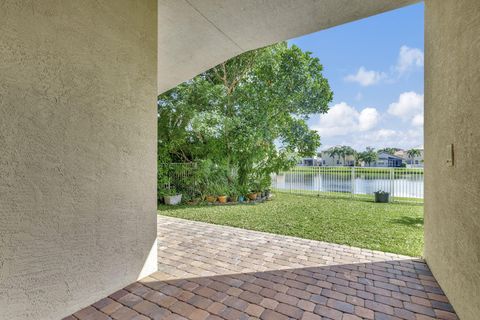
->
[66,216,457,320]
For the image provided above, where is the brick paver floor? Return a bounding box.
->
[66,216,457,320]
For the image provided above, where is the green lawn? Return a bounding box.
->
[158,193,424,257]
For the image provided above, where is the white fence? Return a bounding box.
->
[160,164,424,203]
[271,166,424,202]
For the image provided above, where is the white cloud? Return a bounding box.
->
[358,129,397,143]
[395,46,424,75]
[344,46,423,89]
[411,113,424,126]
[388,91,424,124]
[373,129,397,140]
[315,94,425,150]
[344,67,387,86]
[358,108,380,131]
[342,128,423,151]
[313,102,379,137]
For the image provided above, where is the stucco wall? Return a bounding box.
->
[0,1,157,319]
[424,1,480,319]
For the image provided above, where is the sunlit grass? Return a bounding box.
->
[158,193,424,257]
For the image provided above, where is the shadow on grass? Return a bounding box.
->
[157,201,268,212]
[158,193,423,211]
[392,216,424,227]
[273,191,424,206]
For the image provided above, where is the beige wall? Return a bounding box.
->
[1,1,479,319]
[425,1,480,319]
[0,1,157,319]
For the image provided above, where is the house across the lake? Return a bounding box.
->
[402,146,424,167]
[298,146,424,168]
[367,151,404,167]
[319,151,355,166]
[297,151,355,167]
[298,156,321,166]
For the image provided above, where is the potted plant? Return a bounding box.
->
[237,185,248,203]
[205,195,217,203]
[185,193,201,205]
[205,184,218,203]
[187,199,200,205]
[211,182,227,204]
[260,175,272,199]
[228,186,238,202]
[228,183,241,203]
[374,190,390,203]
[218,192,228,204]
[164,188,182,205]
[264,188,271,199]
[247,191,258,201]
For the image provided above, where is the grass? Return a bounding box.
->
[271,189,424,204]
[158,193,424,257]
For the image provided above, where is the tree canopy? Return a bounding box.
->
[327,146,355,165]
[358,147,378,166]
[406,148,421,159]
[158,42,333,198]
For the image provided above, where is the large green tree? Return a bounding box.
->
[359,147,378,166]
[406,148,421,164]
[327,146,355,166]
[158,42,332,193]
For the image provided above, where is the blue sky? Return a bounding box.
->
[288,2,424,151]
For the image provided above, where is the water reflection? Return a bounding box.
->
[273,172,423,198]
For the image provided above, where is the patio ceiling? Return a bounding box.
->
[157,0,420,93]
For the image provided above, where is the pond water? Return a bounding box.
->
[272,172,424,199]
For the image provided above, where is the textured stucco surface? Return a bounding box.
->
[424,1,480,319]
[0,1,157,319]
[157,0,419,93]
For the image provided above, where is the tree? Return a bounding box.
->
[406,148,421,164]
[328,146,355,166]
[158,42,333,194]
[338,146,355,166]
[359,147,377,166]
[327,147,340,163]
[353,150,361,166]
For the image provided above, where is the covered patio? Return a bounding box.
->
[1,1,479,319]
[66,217,456,320]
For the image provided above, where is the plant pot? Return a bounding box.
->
[238,195,245,203]
[374,192,390,203]
[230,195,238,202]
[247,193,257,200]
[187,199,200,205]
[206,195,217,203]
[218,195,228,204]
[164,194,182,205]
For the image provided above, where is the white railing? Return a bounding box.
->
[160,164,424,203]
[271,166,423,202]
